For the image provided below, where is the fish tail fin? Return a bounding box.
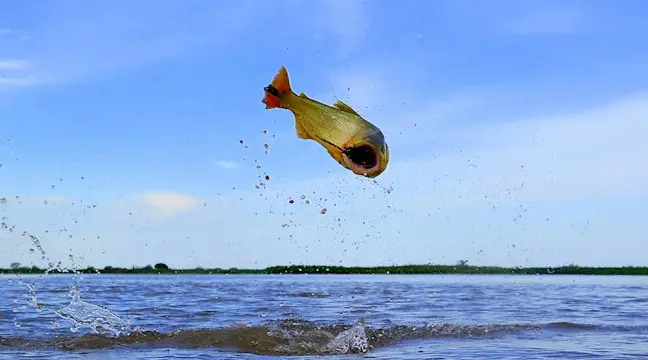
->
[262,66,294,109]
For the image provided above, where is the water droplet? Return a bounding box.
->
[0,198,6,204]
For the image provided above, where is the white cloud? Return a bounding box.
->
[216,160,239,169]
[0,60,32,70]
[138,191,198,218]
[0,75,38,87]
[0,60,38,87]
[0,29,11,35]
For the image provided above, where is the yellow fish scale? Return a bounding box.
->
[288,94,371,148]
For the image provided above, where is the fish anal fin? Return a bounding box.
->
[333,100,361,116]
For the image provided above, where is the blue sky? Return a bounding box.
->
[1,0,647,269]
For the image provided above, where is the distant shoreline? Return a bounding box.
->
[1,264,647,276]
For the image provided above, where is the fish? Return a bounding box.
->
[261,65,390,178]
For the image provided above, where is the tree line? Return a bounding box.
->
[3,261,648,275]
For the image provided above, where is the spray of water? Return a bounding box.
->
[53,288,133,336]
[1,194,131,337]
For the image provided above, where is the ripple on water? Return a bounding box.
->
[3,275,648,358]
[6,317,645,356]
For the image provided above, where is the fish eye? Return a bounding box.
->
[344,145,378,169]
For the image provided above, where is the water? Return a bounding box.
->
[1,274,647,359]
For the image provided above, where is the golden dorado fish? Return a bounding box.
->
[261,66,390,178]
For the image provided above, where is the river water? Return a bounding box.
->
[1,274,647,359]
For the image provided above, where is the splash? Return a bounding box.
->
[10,279,132,337]
[1,195,126,336]
[321,318,370,354]
[53,288,133,336]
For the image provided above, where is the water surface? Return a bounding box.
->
[1,274,647,359]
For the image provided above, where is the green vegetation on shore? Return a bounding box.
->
[2,262,648,275]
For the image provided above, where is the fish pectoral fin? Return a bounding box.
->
[316,138,346,167]
[333,100,361,116]
[325,146,346,167]
[294,118,311,140]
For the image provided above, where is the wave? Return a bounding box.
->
[1,319,645,356]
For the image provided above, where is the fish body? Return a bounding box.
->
[262,66,390,178]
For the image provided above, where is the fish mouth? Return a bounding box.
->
[343,144,379,170]
[342,142,389,178]
[316,133,388,178]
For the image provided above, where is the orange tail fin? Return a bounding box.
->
[262,66,293,109]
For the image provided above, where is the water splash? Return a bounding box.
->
[11,274,46,314]
[11,278,132,337]
[322,318,370,354]
[53,288,133,336]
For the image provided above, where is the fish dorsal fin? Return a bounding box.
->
[333,100,361,116]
